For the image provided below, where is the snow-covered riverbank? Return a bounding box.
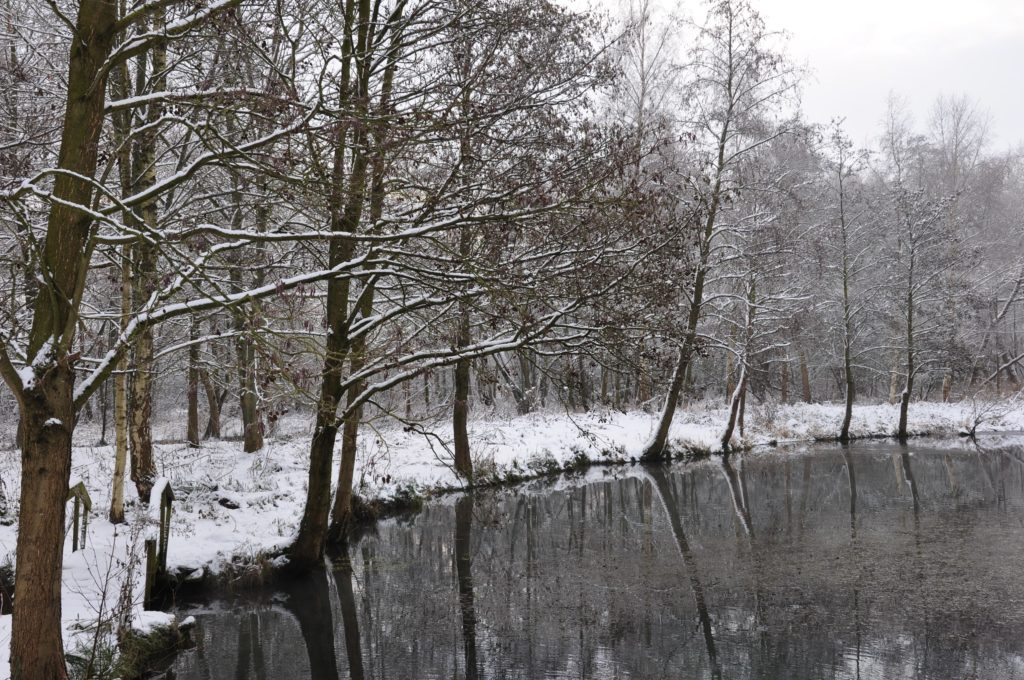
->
[0,398,1021,675]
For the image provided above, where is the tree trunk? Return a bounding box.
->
[642,102,732,461]
[539,360,549,408]
[451,13,475,481]
[229,244,264,453]
[725,351,735,402]
[8,0,118,672]
[720,364,747,452]
[780,356,789,404]
[453,351,473,480]
[888,351,901,404]
[329,385,362,543]
[451,201,473,478]
[237,342,263,452]
[229,230,264,452]
[423,371,431,411]
[13,366,75,680]
[126,2,167,502]
[328,21,401,540]
[110,331,128,523]
[128,314,156,501]
[738,381,747,438]
[109,19,131,524]
[98,330,110,446]
[110,244,130,523]
[329,280,376,543]
[840,347,854,443]
[574,355,589,411]
[898,285,915,441]
[187,317,200,447]
[838,155,856,443]
[292,401,343,568]
[199,366,221,439]
[292,0,373,567]
[799,349,812,403]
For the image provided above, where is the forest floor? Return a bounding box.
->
[0,397,1021,675]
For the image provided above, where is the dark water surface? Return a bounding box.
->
[160,437,1024,679]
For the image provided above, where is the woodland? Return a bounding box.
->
[0,0,1022,677]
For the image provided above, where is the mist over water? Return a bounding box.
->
[162,436,1024,680]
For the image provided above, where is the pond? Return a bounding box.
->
[158,436,1024,679]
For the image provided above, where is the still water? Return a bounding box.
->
[160,437,1024,679]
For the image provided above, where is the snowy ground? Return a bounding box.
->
[0,397,1021,675]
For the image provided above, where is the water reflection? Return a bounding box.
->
[646,467,720,678]
[455,494,479,680]
[334,549,365,680]
[280,566,338,679]
[163,437,1024,680]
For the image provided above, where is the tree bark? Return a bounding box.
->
[109,10,131,522]
[110,249,131,523]
[780,356,789,404]
[8,0,117,675]
[888,351,901,404]
[799,349,812,403]
[199,366,221,439]
[722,282,755,452]
[128,277,156,501]
[187,316,200,447]
[725,351,735,402]
[720,364,747,452]
[452,348,473,479]
[898,289,915,441]
[227,193,264,452]
[840,339,855,442]
[236,331,263,452]
[127,3,167,502]
[13,366,76,680]
[451,16,475,481]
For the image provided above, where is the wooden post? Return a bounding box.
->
[144,481,174,610]
[144,539,157,610]
[65,482,92,552]
[72,497,80,553]
[157,484,174,572]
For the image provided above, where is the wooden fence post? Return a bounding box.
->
[144,539,157,610]
[143,479,174,610]
[157,483,174,573]
[65,481,92,552]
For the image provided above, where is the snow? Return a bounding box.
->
[132,610,175,635]
[14,340,54,392]
[0,398,1020,675]
[14,367,33,391]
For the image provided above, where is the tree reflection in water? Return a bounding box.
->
[164,438,1024,680]
[455,493,480,680]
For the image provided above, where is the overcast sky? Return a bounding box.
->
[753,0,1024,150]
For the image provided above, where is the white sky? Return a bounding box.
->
[753,0,1024,150]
